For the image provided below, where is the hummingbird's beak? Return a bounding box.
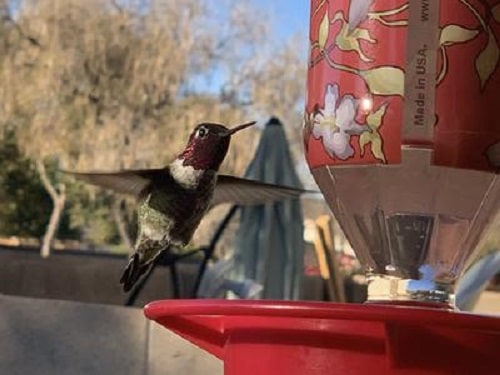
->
[223,121,256,136]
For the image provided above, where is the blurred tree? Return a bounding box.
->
[0,130,77,239]
[0,131,51,237]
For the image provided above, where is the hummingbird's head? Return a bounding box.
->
[178,121,256,171]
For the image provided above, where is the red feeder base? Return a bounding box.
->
[144,300,500,374]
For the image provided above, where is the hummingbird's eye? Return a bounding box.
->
[196,127,208,138]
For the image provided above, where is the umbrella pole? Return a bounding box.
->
[169,262,180,298]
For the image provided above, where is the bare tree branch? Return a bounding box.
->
[36,159,66,258]
[110,0,124,14]
[4,15,42,47]
[36,159,59,201]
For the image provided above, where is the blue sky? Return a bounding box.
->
[188,1,311,94]
[11,0,311,52]
[254,0,310,42]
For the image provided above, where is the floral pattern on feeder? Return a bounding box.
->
[305,0,500,172]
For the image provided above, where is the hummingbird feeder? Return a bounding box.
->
[145,1,500,373]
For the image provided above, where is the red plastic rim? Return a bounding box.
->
[144,299,500,330]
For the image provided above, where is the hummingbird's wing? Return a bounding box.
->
[62,169,166,197]
[212,175,313,207]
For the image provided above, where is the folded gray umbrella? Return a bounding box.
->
[233,117,304,299]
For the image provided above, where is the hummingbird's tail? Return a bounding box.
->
[120,253,153,292]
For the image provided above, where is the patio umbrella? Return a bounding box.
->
[232,117,304,299]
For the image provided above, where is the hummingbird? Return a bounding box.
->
[65,121,309,292]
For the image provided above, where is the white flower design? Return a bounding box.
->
[312,84,367,160]
[348,0,375,31]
